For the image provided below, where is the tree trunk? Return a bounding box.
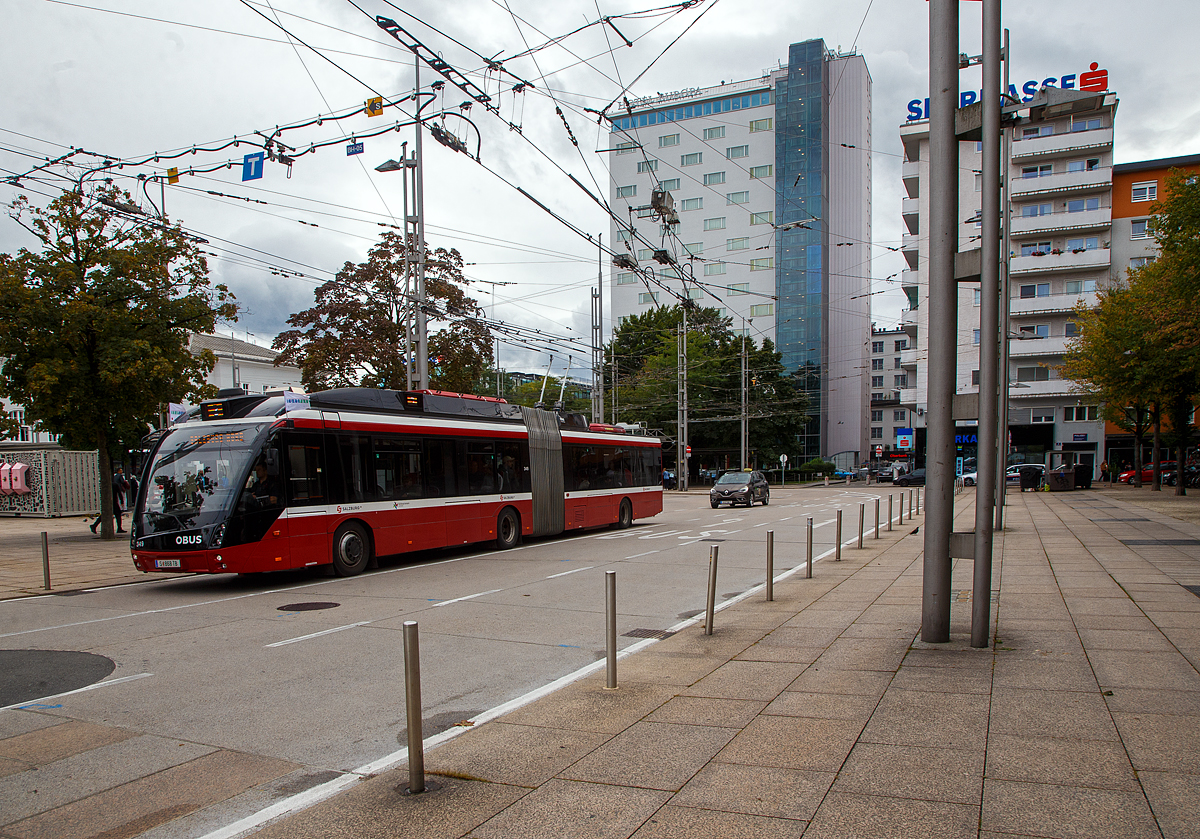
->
[96,434,114,539]
[1132,428,1144,488]
[1151,404,1162,492]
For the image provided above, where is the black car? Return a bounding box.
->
[893,468,926,487]
[710,470,770,508]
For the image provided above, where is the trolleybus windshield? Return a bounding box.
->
[140,425,261,536]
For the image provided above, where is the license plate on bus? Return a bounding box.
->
[155,559,181,569]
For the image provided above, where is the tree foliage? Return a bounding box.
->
[273,231,492,393]
[605,304,809,471]
[0,185,237,535]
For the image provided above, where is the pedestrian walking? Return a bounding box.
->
[91,464,129,533]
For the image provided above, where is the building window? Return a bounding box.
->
[1132,181,1157,202]
[615,272,637,285]
[1019,283,1050,298]
[659,133,680,147]
[637,159,659,174]
[894,410,907,422]
[1016,366,1050,382]
[974,173,982,192]
[726,145,749,159]
[638,292,659,305]
[972,370,980,385]
[1021,125,1053,139]
[615,142,636,154]
[973,289,982,306]
[704,217,726,231]
[727,283,749,296]
[1065,279,1097,294]
[1064,321,1078,337]
[703,171,726,186]
[680,152,702,166]
[872,358,884,371]
[703,126,725,141]
[894,357,902,369]
[1021,203,1052,217]
[750,257,774,270]
[616,185,637,198]
[1064,406,1099,421]
[1066,236,1099,252]
[750,303,774,317]
[1067,197,1100,213]
[637,248,655,260]
[1022,164,1053,179]
[871,410,883,422]
[683,242,703,256]
[973,329,981,345]
[681,197,703,211]
[749,118,773,132]
[1131,219,1150,239]
[704,262,727,276]
[1020,241,1053,257]
[686,287,704,300]
[871,376,884,388]
[727,237,749,251]
[1129,256,1155,269]
[895,375,908,388]
[1031,409,1054,423]
[872,341,884,353]
[749,165,773,179]
[750,211,774,225]
[870,427,884,439]
[1019,324,1050,338]
[895,340,908,351]
[726,191,750,204]
[1067,158,1100,173]
[659,178,680,191]
[1071,117,1102,132]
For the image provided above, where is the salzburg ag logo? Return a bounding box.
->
[906,62,1109,121]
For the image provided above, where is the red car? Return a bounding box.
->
[1117,462,1176,483]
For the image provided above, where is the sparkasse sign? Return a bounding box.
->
[905,62,1109,121]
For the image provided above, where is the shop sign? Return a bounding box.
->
[906,63,1109,121]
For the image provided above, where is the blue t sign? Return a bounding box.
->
[242,152,265,182]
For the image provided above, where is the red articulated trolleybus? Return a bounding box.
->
[130,388,663,577]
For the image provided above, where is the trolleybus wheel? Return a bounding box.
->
[496,508,520,550]
[615,498,633,529]
[332,521,371,576]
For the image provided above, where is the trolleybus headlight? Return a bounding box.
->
[211,523,226,547]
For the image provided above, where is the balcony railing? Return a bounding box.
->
[1009,206,1110,237]
[1009,290,1098,315]
[1011,167,1110,198]
[1010,127,1113,160]
[1009,247,1110,275]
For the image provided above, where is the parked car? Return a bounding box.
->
[1118,462,1176,484]
[710,470,770,508]
[893,468,926,487]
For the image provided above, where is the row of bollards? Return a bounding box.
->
[398,488,923,796]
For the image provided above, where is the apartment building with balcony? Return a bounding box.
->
[607,39,871,465]
[898,87,1118,474]
[868,326,919,460]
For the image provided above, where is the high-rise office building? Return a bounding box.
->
[606,39,871,465]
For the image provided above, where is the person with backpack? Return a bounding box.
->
[91,464,129,534]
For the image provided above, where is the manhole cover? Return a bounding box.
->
[622,628,676,640]
[278,602,340,612]
[0,650,116,707]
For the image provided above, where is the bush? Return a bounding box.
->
[799,458,836,475]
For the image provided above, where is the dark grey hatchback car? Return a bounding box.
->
[710,470,770,508]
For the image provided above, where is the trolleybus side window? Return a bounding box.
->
[331,434,371,503]
[496,441,527,492]
[374,437,422,499]
[466,442,499,494]
[423,438,455,497]
[285,434,326,505]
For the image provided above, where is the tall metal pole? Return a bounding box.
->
[922,0,958,644]
[740,329,748,470]
[995,26,1013,532]
[972,0,1002,649]
[414,53,429,390]
[593,235,605,423]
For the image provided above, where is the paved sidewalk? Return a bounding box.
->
[236,487,1200,839]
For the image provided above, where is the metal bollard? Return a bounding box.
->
[704,546,719,635]
[403,621,425,794]
[41,532,51,591]
[857,503,865,549]
[806,517,813,578]
[874,498,880,539]
[824,475,829,487]
[835,509,842,560]
[845,475,850,486]
[899,491,904,524]
[765,531,774,602]
[605,571,617,689]
[909,490,914,519]
[888,495,893,532]
[916,487,921,515]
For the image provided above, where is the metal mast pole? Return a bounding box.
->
[995,27,1013,531]
[681,306,688,491]
[921,0,958,644]
[414,52,429,390]
[741,328,748,470]
[972,0,1002,649]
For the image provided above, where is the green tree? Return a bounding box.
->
[0,186,237,537]
[274,232,492,393]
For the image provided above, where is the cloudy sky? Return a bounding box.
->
[3,0,1197,381]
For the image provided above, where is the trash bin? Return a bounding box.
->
[1073,464,1092,489]
[1019,466,1042,491]
[1046,469,1073,491]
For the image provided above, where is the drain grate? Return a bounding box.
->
[1120,539,1200,546]
[952,589,999,603]
[622,628,676,640]
[1093,517,1151,522]
[278,602,340,611]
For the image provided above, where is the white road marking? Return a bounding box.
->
[625,551,659,559]
[0,673,153,712]
[546,566,593,579]
[430,588,501,607]
[264,622,371,648]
